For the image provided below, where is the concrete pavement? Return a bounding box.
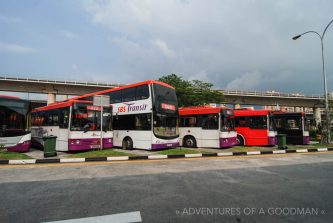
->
[0,153,332,223]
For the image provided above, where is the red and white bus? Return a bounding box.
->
[66,80,179,150]
[179,106,237,148]
[31,99,113,151]
[234,109,277,146]
[0,95,31,152]
[273,111,310,145]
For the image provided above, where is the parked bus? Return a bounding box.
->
[31,99,113,151]
[0,95,31,152]
[66,80,179,150]
[273,111,310,145]
[179,106,237,148]
[234,109,277,146]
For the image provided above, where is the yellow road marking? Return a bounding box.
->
[0,151,332,169]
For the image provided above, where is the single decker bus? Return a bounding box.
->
[273,111,310,145]
[64,80,179,150]
[31,99,113,151]
[179,106,237,148]
[0,95,31,152]
[234,109,277,146]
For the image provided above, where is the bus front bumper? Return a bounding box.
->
[151,142,179,150]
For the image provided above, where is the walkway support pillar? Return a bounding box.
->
[313,107,322,127]
[47,93,56,105]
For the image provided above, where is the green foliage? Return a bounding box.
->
[0,151,33,160]
[158,74,224,107]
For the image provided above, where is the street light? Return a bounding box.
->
[292,19,333,144]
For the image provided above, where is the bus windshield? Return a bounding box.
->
[0,98,29,136]
[221,109,235,132]
[153,84,178,113]
[152,84,179,139]
[71,104,112,132]
[153,113,179,139]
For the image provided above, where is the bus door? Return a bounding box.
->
[200,114,220,148]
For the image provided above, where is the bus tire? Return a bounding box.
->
[183,136,197,148]
[122,137,133,150]
[236,135,244,146]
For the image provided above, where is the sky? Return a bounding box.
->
[0,0,333,97]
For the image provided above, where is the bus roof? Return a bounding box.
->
[234,109,271,116]
[0,94,21,100]
[179,106,231,116]
[32,99,94,112]
[67,80,175,102]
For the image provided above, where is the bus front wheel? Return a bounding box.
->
[236,135,244,146]
[122,137,133,150]
[183,136,197,148]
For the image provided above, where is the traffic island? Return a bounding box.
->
[0,147,332,165]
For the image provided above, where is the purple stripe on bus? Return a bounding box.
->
[151,142,179,150]
[219,136,237,148]
[268,136,277,146]
[5,141,30,152]
[303,136,310,145]
[68,138,113,151]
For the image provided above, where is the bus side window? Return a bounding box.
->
[59,108,69,128]
[136,85,149,100]
[109,91,122,103]
[122,88,136,102]
[235,116,247,127]
[201,114,218,130]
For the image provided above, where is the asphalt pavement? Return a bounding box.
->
[0,152,332,223]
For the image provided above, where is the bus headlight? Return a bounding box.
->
[108,138,112,143]
[76,140,80,145]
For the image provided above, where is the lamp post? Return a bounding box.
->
[292,19,333,144]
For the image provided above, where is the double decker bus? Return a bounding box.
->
[234,109,277,146]
[179,106,237,148]
[65,80,179,150]
[31,99,113,151]
[0,95,31,152]
[273,111,310,145]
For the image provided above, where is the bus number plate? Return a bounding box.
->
[90,145,100,149]
[167,144,172,147]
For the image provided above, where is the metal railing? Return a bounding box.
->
[0,75,123,88]
[220,90,324,99]
[0,75,325,99]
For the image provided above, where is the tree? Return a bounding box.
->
[158,74,224,107]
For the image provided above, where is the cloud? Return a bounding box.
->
[0,42,37,54]
[226,71,264,90]
[188,70,210,82]
[152,39,176,58]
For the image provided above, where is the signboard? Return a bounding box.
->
[161,103,176,111]
[93,95,110,107]
[87,105,101,111]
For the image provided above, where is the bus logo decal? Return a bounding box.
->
[118,102,148,113]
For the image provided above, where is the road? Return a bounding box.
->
[0,152,332,223]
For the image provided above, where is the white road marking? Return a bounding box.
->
[8,159,36,165]
[217,152,233,156]
[317,148,328,152]
[185,153,202,158]
[43,211,142,223]
[273,150,286,154]
[148,155,168,159]
[60,158,85,163]
[246,151,261,155]
[107,156,129,161]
